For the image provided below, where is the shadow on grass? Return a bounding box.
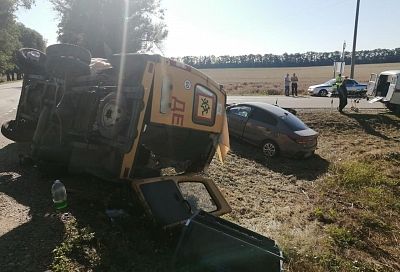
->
[0,142,175,272]
[344,112,400,141]
[230,139,330,181]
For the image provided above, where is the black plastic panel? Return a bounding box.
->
[174,211,283,272]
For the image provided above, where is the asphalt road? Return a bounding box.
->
[227,95,385,109]
[0,81,21,126]
[0,82,385,124]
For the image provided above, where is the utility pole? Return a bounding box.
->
[334,41,346,78]
[341,41,346,74]
[350,0,361,78]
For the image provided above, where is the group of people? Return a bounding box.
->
[283,72,349,113]
[284,73,298,96]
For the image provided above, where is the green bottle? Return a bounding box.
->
[51,180,67,209]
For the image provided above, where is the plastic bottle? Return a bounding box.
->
[51,180,67,209]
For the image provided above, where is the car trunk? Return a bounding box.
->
[291,128,318,147]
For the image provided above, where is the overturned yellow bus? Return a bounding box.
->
[2,44,282,271]
[2,44,229,180]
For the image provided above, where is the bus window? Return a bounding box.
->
[193,85,216,126]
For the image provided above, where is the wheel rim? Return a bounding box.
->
[101,101,123,128]
[263,142,276,157]
[320,90,327,96]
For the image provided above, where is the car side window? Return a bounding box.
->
[346,80,355,86]
[250,108,277,126]
[229,106,251,118]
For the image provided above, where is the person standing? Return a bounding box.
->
[338,76,349,113]
[284,73,290,96]
[291,73,298,96]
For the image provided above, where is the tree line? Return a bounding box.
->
[175,48,400,69]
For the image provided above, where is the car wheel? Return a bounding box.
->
[46,43,91,65]
[16,48,47,75]
[318,89,328,97]
[262,140,279,158]
[386,103,400,114]
[97,93,128,139]
[1,120,34,142]
[45,44,91,77]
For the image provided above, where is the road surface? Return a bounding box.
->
[0,82,385,124]
[0,82,21,127]
[227,95,385,109]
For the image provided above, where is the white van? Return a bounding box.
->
[367,70,400,113]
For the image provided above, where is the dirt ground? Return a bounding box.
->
[0,109,399,271]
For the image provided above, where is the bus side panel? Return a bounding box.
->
[150,60,225,134]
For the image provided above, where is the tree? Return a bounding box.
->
[51,0,168,57]
[0,0,36,74]
[17,23,46,50]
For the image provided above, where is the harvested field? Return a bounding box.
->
[201,63,400,95]
[0,109,399,271]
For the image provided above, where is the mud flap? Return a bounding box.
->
[173,210,283,272]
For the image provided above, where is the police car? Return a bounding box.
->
[308,78,367,97]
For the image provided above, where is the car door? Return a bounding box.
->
[367,73,377,96]
[242,107,277,146]
[345,79,356,93]
[385,75,398,102]
[131,176,231,227]
[226,106,252,138]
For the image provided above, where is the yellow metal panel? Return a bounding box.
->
[150,59,226,134]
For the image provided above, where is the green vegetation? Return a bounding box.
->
[51,0,167,57]
[331,161,397,189]
[327,225,357,248]
[0,0,45,74]
[51,217,99,272]
[303,152,400,271]
[2,0,165,74]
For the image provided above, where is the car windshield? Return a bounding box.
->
[323,79,336,85]
[280,113,308,131]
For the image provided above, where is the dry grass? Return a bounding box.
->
[0,109,399,271]
[205,110,400,272]
[200,63,400,95]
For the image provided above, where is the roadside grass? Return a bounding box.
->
[286,151,400,272]
[51,216,99,272]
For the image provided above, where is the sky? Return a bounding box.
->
[16,0,400,58]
